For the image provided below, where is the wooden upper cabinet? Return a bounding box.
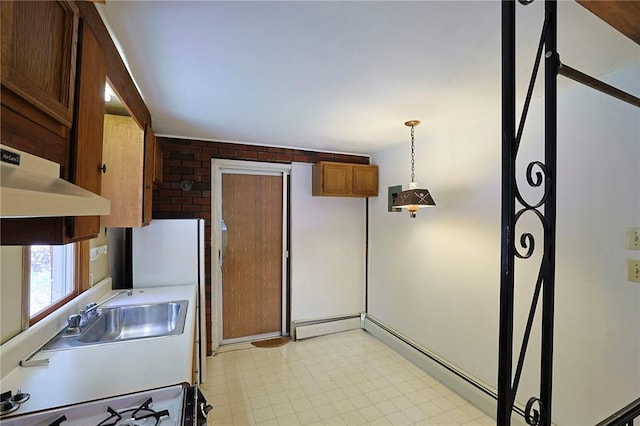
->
[0,1,153,245]
[100,117,155,228]
[0,16,107,245]
[315,162,352,195]
[352,164,379,197]
[312,161,379,197]
[101,114,145,228]
[1,1,79,128]
[70,21,107,240]
[143,124,155,226]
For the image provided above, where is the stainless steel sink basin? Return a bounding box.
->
[78,300,188,343]
[41,300,189,351]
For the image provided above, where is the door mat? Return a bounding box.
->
[251,337,290,348]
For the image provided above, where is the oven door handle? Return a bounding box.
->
[200,402,213,417]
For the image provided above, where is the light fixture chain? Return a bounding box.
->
[410,125,415,183]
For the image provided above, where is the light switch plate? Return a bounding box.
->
[627,227,640,250]
[628,259,640,283]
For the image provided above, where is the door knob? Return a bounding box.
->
[99,164,107,174]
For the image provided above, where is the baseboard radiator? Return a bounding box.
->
[292,313,363,340]
[364,314,534,426]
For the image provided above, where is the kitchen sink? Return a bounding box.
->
[41,300,189,351]
[78,300,188,343]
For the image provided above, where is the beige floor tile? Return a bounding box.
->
[252,406,276,423]
[204,330,495,425]
[271,400,295,418]
[358,404,385,422]
[296,407,321,425]
[342,410,367,425]
[385,410,414,426]
[275,413,299,425]
[314,402,340,419]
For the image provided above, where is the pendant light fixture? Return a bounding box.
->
[392,120,435,218]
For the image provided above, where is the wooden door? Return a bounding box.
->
[222,173,283,340]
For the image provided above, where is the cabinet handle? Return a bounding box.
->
[99,164,107,174]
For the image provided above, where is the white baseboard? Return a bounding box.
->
[364,314,533,426]
[292,314,363,340]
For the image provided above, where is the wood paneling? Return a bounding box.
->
[576,1,640,45]
[222,174,283,340]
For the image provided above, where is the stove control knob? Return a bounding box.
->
[0,400,19,415]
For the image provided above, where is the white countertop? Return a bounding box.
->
[0,284,197,418]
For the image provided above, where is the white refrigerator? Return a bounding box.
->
[131,219,207,383]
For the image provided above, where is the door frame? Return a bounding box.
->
[211,159,291,349]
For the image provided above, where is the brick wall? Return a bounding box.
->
[152,136,369,354]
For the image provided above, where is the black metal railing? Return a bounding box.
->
[498,1,639,424]
[498,1,557,425]
[596,398,640,426]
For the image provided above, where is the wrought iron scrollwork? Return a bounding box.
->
[525,397,544,425]
[513,160,548,260]
[499,1,557,425]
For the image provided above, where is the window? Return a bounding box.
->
[24,244,79,325]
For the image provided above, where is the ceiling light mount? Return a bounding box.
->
[392,120,435,218]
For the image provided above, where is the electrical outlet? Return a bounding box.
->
[628,259,640,283]
[627,227,640,250]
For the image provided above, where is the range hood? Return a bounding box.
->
[0,144,110,218]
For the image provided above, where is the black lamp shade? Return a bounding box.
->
[392,188,435,208]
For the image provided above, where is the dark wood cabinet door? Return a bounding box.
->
[143,125,155,226]
[1,0,79,128]
[0,20,106,245]
[70,21,107,240]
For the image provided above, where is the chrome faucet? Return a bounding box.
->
[67,290,134,332]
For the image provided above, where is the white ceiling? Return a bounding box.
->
[97,1,639,155]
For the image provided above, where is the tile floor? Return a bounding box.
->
[202,329,495,425]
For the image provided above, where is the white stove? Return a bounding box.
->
[0,384,211,426]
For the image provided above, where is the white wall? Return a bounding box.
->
[290,163,366,321]
[0,247,24,344]
[368,64,640,425]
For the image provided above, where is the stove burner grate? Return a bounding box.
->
[96,397,169,426]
